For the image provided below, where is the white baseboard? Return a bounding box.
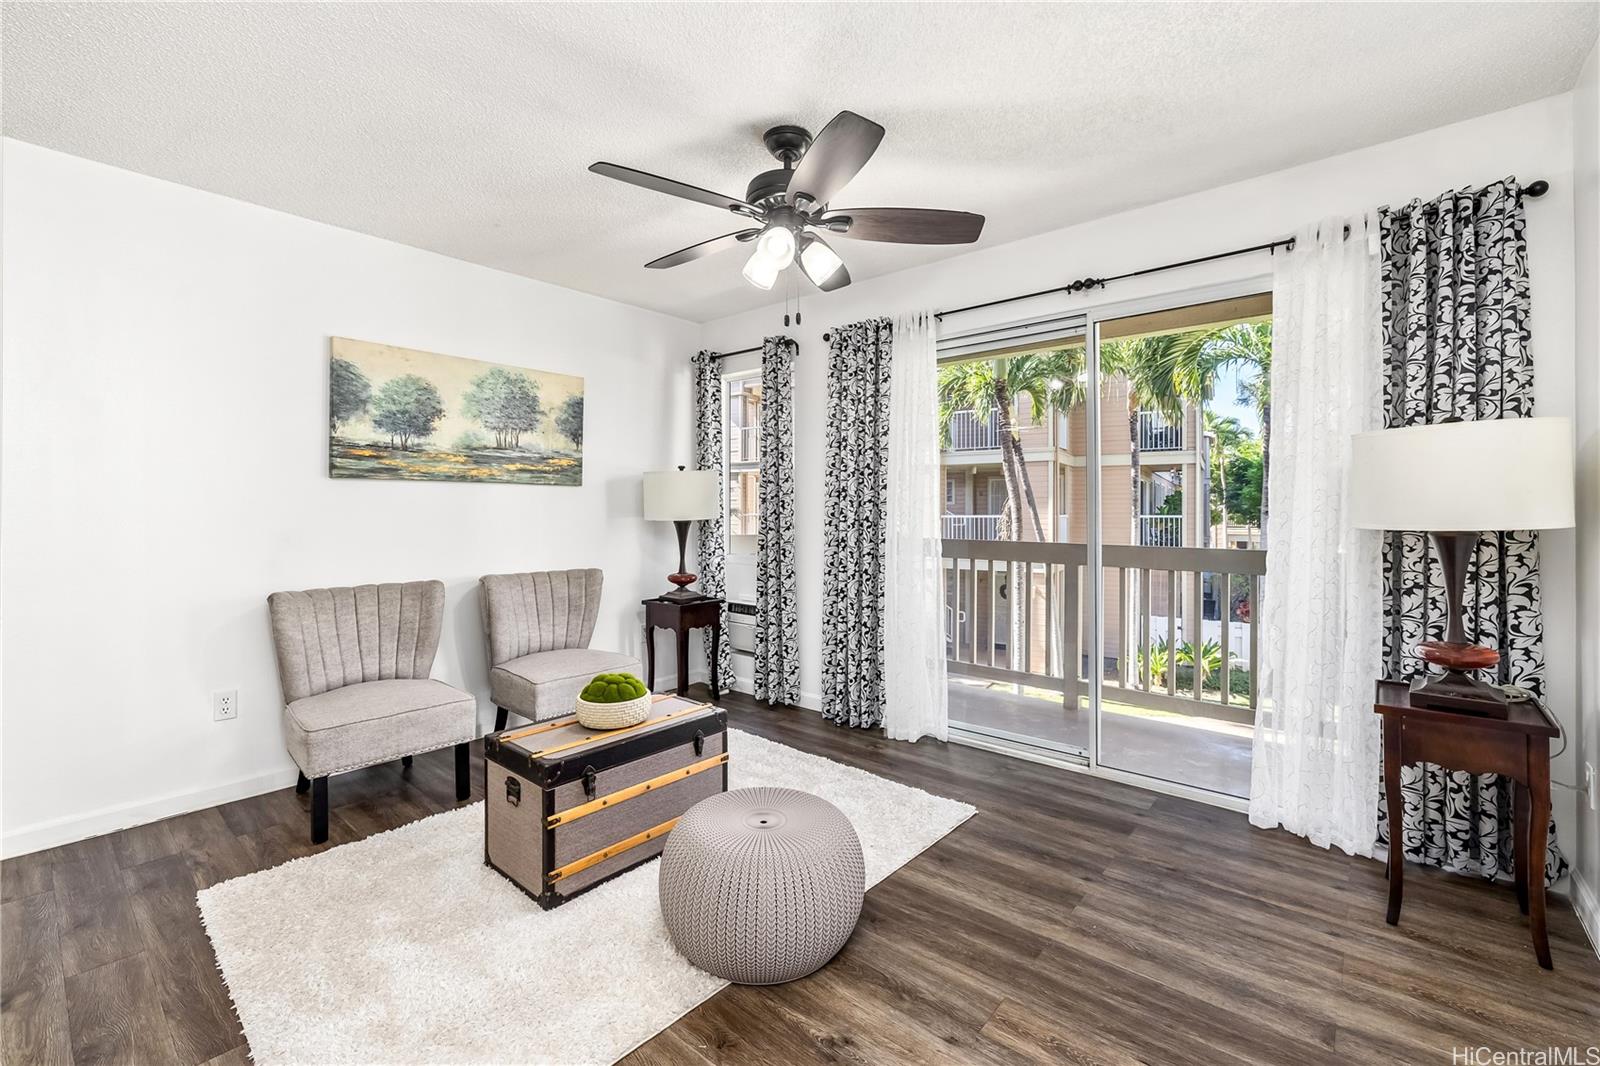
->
[1573,870,1600,962]
[2,765,300,859]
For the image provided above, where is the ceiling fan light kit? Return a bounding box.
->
[589,111,986,293]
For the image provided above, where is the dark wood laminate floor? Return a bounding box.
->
[4,688,1597,1065]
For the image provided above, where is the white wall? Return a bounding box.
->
[1570,41,1600,946]
[700,95,1586,870]
[0,140,698,856]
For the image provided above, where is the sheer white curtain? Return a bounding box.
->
[883,310,948,742]
[1249,212,1384,856]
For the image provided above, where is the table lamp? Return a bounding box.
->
[1349,416,1574,716]
[643,466,721,602]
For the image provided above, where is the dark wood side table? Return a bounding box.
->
[1375,678,1561,969]
[642,596,722,698]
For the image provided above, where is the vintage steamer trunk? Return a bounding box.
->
[484,695,727,908]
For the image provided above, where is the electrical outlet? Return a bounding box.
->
[1586,763,1597,812]
[212,689,238,722]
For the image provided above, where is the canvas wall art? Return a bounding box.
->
[329,338,583,485]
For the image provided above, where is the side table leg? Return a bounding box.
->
[1383,717,1404,926]
[1514,780,1530,916]
[710,621,720,699]
[675,627,689,698]
[644,622,655,692]
[1529,746,1553,969]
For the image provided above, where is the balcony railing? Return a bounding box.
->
[940,514,1072,542]
[943,514,1002,540]
[1139,514,1183,547]
[729,425,761,464]
[947,407,1001,451]
[941,539,1266,726]
[1138,410,1183,451]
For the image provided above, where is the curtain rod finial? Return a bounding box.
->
[1525,179,1549,198]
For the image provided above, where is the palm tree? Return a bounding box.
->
[1168,322,1273,543]
[938,351,1078,671]
[937,350,1077,543]
[1098,334,1189,544]
[1204,411,1248,540]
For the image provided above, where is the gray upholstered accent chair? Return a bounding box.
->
[479,569,642,730]
[267,580,476,843]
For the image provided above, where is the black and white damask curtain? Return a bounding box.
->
[821,319,893,728]
[692,349,734,694]
[1373,178,1566,885]
[755,336,800,704]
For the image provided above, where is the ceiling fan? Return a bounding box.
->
[588,111,985,293]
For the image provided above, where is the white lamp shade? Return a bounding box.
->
[1348,417,1575,531]
[642,468,720,521]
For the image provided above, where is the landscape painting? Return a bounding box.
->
[329,338,583,485]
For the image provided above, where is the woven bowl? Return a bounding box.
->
[574,692,652,730]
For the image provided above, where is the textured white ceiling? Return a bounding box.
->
[4,2,1596,322]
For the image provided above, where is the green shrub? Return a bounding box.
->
[579,672,647,704]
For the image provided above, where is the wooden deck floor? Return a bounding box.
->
[3,687,1596,1065]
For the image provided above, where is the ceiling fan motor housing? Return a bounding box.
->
[745,168,794,208]
[745,124,814,207]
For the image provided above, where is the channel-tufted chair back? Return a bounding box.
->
[479,569,603,668]
[267,580,447,703]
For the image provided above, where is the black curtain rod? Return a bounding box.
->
[923,176,1551,325]
[709,346,761,359]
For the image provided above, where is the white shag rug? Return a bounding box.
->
[197,728,975,1066]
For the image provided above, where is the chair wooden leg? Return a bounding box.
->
[494,706,509,731]
[401,755,413,769]
[455,742,471,801]
[296,772,310,795]
[311,777,329,844]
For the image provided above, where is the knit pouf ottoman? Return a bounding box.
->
[659,787,864,985]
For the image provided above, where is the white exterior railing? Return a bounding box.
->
[940,539,1266,725]
[1139,514,1183,546]
[729,425,761,464]
[943,514,1002,541]
[1138,410,1183,451]
[948,407,1001,451]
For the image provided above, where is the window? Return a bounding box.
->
[724,374,762,550]
[945,476,955,506]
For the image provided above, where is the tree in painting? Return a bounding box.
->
[330,357,371,433]
[462,368,543,450]
[557,395,584,448]
[370,374,446,450]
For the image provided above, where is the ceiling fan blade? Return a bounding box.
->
[645,229,760,269]
[821,208,985,244]
[785,111,885,208]
[589,162,759,216]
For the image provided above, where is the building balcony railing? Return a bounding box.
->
[940,539,1267,727]
[943,514,1002,540]
[1139,514,1183,547]
[947,407,1001,451]
[1138,410,1183,451]
[940,514,1071,542]
[729,425,760,465]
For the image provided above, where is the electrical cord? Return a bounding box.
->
[1499,683,1580,790]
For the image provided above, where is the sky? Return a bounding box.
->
[1207,362,1260,435]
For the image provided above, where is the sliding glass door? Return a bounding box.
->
[938,314,1089,756]
[1087,294,1270,799]
[939,290,1269,802]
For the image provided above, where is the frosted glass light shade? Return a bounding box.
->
[1348,417,1574,531]
[741,249,781,290]
[755,226,796,267]
[799,236,844,284]
[643,468,720,521]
